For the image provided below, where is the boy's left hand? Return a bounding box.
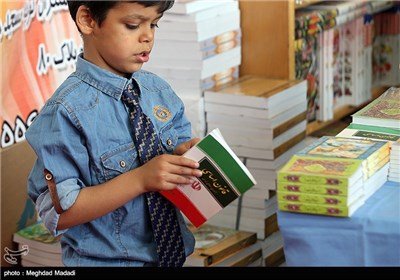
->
[173,138,201,156]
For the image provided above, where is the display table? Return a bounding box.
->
[277,181,400,266]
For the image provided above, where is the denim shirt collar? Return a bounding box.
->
[74,54,140,101]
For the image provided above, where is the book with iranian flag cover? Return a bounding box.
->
[161,128,257,228]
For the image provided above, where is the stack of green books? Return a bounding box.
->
[277,136,390,217]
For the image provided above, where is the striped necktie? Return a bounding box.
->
[121,79,186,267]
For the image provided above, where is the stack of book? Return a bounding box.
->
[277,135,391,217]
[299,136,390,198]
[184,224,262,267]
[277,154,365,217]
[337,86,400,185]
[388,141,400,183]
[337,87,400,142]
[351,87,400,133]
[203,75,307,236]
[13,221,62,267]
[143,0,241,137]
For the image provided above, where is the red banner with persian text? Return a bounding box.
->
[1,0,81,148]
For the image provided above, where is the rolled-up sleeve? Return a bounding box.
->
[35,178,83,236]
[26,101,90,236]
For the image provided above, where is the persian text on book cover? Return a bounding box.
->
[277,155,362,187]
[161,130,256,227]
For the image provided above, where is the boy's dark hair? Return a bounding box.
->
[67,1,175,29]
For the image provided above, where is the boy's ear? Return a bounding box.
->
[76,5,96,34]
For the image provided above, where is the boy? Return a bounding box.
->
[26,1,202,267]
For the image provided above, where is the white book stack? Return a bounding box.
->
[204,76,308,161]
[203,76,307,238]
[389,142,400,183]
[143,0,241,138]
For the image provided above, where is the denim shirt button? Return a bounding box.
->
[119,160,126,168]
[167,139,173,146]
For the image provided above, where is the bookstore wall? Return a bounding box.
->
[1,0,399,268]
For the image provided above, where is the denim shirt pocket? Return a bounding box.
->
[100,142,138,181]
[159,123,178,153]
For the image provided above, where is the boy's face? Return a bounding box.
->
[83,2,162,77]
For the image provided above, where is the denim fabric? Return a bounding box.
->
[26,54,195,266]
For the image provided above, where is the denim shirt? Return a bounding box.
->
[26,55,195,266]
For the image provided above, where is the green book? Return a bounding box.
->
[277,185,363,207]
[351,87,400,130]
[278,196,365,217]
[161,128,257,228]
[277,155,363,187]
[337,123,400,143]
[277,177,363,197]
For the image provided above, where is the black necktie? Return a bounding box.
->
[121,79,186,267]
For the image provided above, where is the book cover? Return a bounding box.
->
[13,222,61,254]
[161,128,257,228]
[351,87,400,130]
[336,124,400,143]
[277,155,363,187]
[296,136,390,174]
[184,224,257,267]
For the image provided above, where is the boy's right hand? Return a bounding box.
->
[136,154,202,193]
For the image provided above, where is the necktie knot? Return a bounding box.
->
[122,80,139,106]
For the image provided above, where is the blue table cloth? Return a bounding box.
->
[277,181,400,266]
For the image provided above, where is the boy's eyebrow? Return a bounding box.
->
[124,13,163,21]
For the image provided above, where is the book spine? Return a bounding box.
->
[273,111,307,138]
[278,200,352,217]
[348,123,400,136]
[277,171,351,187]
[277,181,350,196]
[277,190,353,207]
[273,131,306,159]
